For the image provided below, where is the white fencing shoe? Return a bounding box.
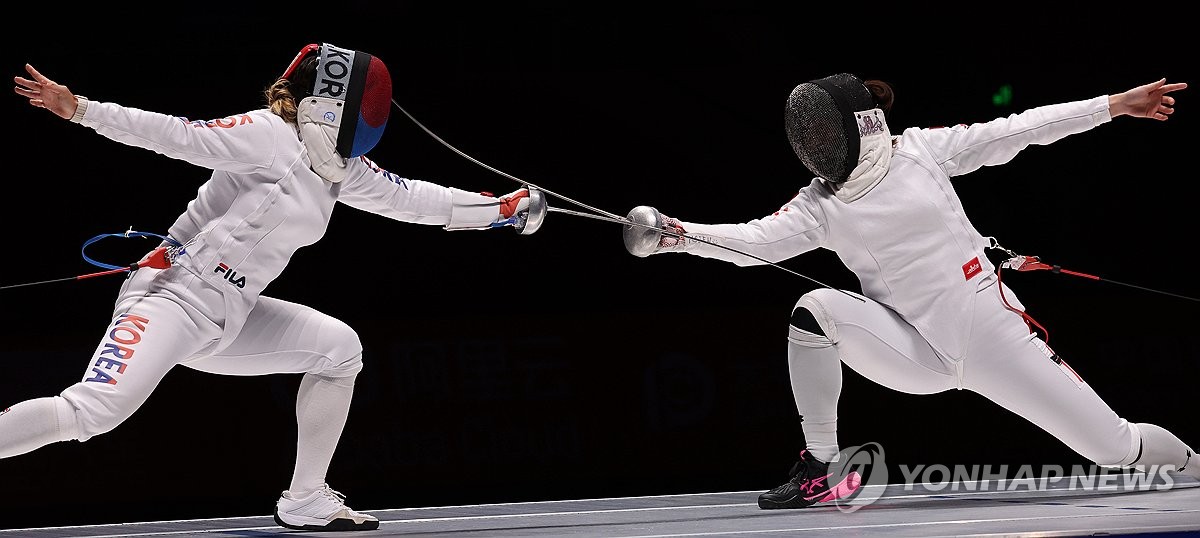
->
[274,483,379,531]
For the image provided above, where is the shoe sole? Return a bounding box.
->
[274,510,380,531]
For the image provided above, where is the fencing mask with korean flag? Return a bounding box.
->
[283,43,393,183]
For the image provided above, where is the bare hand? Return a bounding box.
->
[14,64,79,120]
[1111,78,1187,121]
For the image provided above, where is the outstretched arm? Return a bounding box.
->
[623,187,828,267]
[921,77,1186,178]
[1108,78,1187,120]
[14,63,281,173]
[337,156,536,230]
[14,64,83,121]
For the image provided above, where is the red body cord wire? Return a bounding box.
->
[0,247,172,291]
[996,268,1052,344]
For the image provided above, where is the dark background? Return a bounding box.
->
[2,3,1197,529]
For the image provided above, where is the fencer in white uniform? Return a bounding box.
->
[4,43,536,530]
[624,73,1196,509]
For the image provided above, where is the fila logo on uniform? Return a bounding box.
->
[215,263,247,289]
[962,257,982,280]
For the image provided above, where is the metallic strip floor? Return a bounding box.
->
[4,475,1197,537]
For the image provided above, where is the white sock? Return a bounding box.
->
[0,396,80,458]
[288,373,357,496]
[788,327,842,463]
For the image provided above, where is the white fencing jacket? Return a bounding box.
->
[76,101,495,346]
[679,96,1112,362]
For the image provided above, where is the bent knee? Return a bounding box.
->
[319,351,364,378]
[326,319,364,356]
[311,320,364,377]
[789,289,847,345]
[60,389,133,442]
[314,326,362,377]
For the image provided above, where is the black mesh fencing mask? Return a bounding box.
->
[785,73,876,184]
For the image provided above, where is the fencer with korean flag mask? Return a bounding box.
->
[624,73,1196,510]
[5,42,536,531]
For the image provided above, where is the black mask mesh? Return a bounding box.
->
[785,73,875,183]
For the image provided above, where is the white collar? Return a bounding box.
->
[829,109,893,203]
